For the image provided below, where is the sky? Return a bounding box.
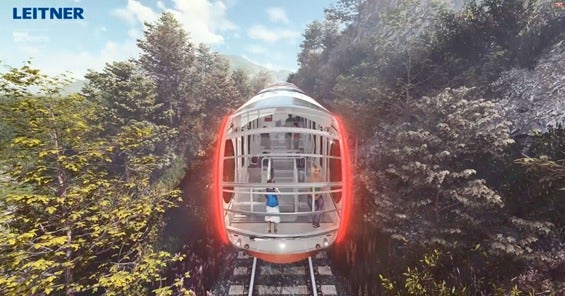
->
[0,0,335,79]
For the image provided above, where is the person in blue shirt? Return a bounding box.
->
[264,179,280,234]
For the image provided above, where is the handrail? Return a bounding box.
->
[232,104,331,120]
[329,193,342,220]
[261,157,271,181]
[226,225,339,239]
[221,181,342,188]
[227,153,341,159]
[250,188,254,212]
[267,158,271,180]
[225,155,341,160]
[293,157,298,212]
[221,188,342,196]
[228,127,339,140]
[225,207,341,216]
[225,197,234,224]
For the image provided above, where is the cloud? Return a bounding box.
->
[247,25,300,43]
[157,1,166,10]
[266,7,289,24]
[28,40,140,79]
[113,0,236,45]
[112,0,158,25]
[28,0,239,78]
[170,0,236,45]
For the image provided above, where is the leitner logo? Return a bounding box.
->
[13,7,84,20]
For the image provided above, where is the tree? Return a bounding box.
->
[293,20,341,98]
[186,45,245,155]
[325,0,363,25]
[82,61,178,178]
[363,87,514,250]
[231,69,252,100]
[248,70,274,95]
[292,0,565,294]
[82,61,161,133]
[0,64,188,295]
[517,124,565,193]
[137,12,195,129]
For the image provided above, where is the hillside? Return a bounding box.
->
[63,55,292,94]
[221,54,292,82]
[492,40,565,135]
[62,79,86,95]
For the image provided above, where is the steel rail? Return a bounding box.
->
[308,256,318,296]
[248,257,257,296]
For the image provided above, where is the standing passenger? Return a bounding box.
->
[296,148,305,182]
[264,179,280,233]
[308,165,324,228]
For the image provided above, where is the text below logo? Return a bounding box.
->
[13,30,50,43]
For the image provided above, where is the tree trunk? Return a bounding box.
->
[65,227,74,296]
[49,106,74,295]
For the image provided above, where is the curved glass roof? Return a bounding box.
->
[235,86,329,114]
[258,83,305,95]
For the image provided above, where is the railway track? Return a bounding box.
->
[227,251,339,296]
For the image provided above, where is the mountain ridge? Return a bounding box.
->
[64,54,293,94]
[220,54,292,82]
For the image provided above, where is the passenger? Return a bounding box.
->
[292,122,301,149]
[248,156,261,182]
[285,115,294,148]
[264,179,280,233]
[296,148,305,182]
[249,156,259,168]
[295,115,303,126]
[260,126,270,149]
[308,165,324,228]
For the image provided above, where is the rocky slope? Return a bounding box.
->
[492,39,565,136]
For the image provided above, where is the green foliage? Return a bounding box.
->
[231,69,252,99]
[434,0,565,86]
[294,0,453,137]
[0,64,187,295]
[324,0,362,24]
[83,61,161,131]
[294,0,565,295]
[295,0,565,138]
[379,250,469,296]
[180,44,248,158]
[293,19,341,97]
[516,156,565,190]
[1,11,269,296]
[82,60,178,182]
[504,125,565,294]
[248,70,274,95]
[363,87,513,249]
[137,11,195,128]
